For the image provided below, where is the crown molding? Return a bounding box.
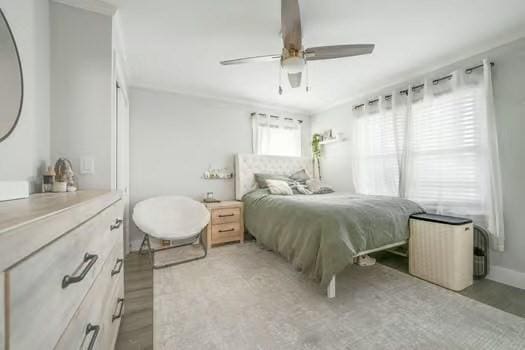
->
[51,0,117,16]
[130,83,312,117]
[312,34,525,116]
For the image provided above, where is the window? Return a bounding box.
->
[252,113,302,157]
[405,87,484,214]
[352,60,504,250]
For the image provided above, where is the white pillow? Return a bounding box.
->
[266,179,294,195]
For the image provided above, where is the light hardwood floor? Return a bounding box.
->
[372,251,525,319]
[116,246,524,350]
[115,253,153,350]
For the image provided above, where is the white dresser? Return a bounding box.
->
[0,191,125,350]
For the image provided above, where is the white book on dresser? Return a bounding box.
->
[0,181,29,202]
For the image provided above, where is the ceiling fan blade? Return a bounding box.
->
[304,44,375,61]
[288,72,302,88]
[220,54,281,65]
[281,0,302,51]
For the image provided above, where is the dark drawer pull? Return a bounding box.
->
[111,258,124,276]
[219,228,235,233]
[218,213,235,218]
[110,218,123,230]
[84,323,100,350]
[112,298,125,322]
[62,253,98,289]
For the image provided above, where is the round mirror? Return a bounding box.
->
[0,9,23,143]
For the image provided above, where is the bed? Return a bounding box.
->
[235,154,424,298]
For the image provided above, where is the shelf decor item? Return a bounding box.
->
[202,166,233,179]
[54,158,77,192]
[42,166,56,193]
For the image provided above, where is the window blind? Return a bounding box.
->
[405,87,484,214]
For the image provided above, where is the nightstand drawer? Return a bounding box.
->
[212,208,241,225]
[212,223,242,244]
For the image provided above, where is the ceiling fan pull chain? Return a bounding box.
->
[278,65,283,95]
[305,62,310,92]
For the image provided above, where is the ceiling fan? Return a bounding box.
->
[220,0,375,94]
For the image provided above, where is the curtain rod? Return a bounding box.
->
[352,61,495,110]
[251,112,303,123]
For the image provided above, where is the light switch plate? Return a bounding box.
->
[80,157,95,175]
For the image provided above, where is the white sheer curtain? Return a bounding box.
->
[352,97,400,196]
[353,60,504,250]
[252,113,302,157]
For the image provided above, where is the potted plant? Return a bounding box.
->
[312,133,322,179]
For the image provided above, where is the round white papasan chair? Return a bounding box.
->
[133,196,210,269]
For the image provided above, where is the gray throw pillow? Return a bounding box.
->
[314,186,335,194]
[254,173,292,188]
[289,169,311,184]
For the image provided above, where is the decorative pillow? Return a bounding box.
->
[266,179,294,195]
[306,179,321,193]
[306,179,335,194]
[254,173,292,188]
[289,169,311,184]
[314,186,335,194]
[294,183,313,195]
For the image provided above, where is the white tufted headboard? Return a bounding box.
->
[235,154,313,200]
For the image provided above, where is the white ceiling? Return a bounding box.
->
[106,0,525,113]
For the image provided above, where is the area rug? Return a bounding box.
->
[154,242,525,349]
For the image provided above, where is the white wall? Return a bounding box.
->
[310,103,354,193]
[0,0,50,192]
[129,87,311,247]
[312,38,525,288]
[50,3,113,190]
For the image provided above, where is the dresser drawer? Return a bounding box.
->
[7,200,123,350]
[55,241,124,350]
[100,275,125,350]
[211,208,241,225]
[211,222,242,244]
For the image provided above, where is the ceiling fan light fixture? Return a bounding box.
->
[282,56,304,74]
[219,0,375,93]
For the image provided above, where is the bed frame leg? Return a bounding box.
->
[327,275,336,298]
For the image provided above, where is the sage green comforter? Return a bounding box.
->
[243,189,424,287]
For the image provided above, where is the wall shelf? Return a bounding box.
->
[319,137,339,145]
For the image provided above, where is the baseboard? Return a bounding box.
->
[487,265,525,290]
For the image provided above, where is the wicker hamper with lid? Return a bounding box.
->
[409,213,473,291]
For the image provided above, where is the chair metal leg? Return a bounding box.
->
[145,229,208,270]
[145,234,154,267]
[138,234,149,255]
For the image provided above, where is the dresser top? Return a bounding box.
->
[0,190,121,271]
[0,190,116,234]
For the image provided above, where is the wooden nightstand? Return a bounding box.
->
[203,201,244,249]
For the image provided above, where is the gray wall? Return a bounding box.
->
[129,87,311,247]
[312,38,525,283]
[0,0,50,191]
[50,3,114,190]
